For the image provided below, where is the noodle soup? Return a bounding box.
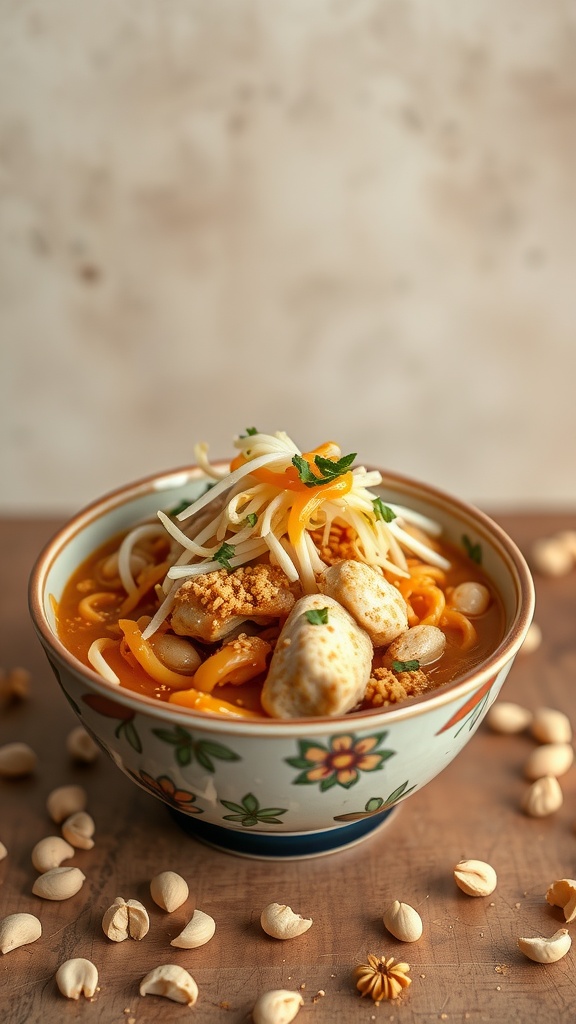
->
[55,431,505,720]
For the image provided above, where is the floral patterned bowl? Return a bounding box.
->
[29,465,535,859]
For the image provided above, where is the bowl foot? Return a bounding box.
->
[169,805,398,860]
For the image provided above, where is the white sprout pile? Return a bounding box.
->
[117,431,451,640]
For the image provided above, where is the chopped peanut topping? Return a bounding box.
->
[174,565,296,620]
[364,667,431,708]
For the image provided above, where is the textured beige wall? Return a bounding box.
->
[2,1,575,514]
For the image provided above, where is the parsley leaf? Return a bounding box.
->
[462,534,482,565]
[392,659,420,673]
[245,513,258,528]
[214,542,236,571]
[291,452,356,488]
[291,455,319,486]
[372,497,396,523]
[305,607,329,625]
[240,427,258,437]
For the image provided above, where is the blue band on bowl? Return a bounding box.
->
[169,806,398,860]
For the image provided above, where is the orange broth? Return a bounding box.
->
[55,528,505,716]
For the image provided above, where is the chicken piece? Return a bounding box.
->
[261,594,373,719]
[317,559,409,647]
[364,666,431,708]
[170,564,296,643]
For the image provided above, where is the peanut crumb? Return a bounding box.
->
[312,990,326,1003]
[174,565,294,619]
[364,666,431,707]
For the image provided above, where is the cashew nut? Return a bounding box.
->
[518,928,571,964]
[486,701,532,734]
[524,742,574,781]
[66,726,100,763]
[31,835,75,873]
[260,903,313,940]
[139,964,198,1006]
[46,784,87,824]
[150,870,189,912]
[383,900,423,942]
[0,913,42,954]
[531,707,572,745]
[55,958,98,999]
[102,897,150,941]
[522,776,563,817]
[170,909,216,949]
[545,879,576,923]
[61,811,95,850]
[32,866,86,901]
[0,742,37,778]
[453,859,497,897]
[252,989,304,1024]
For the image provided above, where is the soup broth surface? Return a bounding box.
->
[56,527,504,717]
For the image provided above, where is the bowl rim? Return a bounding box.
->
[29,462,536,737]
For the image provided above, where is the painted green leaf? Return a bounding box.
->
[365,797,385,813]
[242,793,259,814]
[176,746,193,767]
[285,756,313,771]
[320,774,339,792]
[116,719,142,753]
[152,728,183,745]
[220,800,245,814]
[384,781,416,805]
[196,740,241,762]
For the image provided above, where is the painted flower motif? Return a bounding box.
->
[287,732,394,791]
[128,769,202,814]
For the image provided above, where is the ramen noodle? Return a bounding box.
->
[56,431,504,719]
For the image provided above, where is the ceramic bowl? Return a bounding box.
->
[29,465,534,859]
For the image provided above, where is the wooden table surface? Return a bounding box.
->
[1,512,576,1024]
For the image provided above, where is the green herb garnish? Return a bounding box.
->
[245,513,258,528]
[305,607,329,625]
[462,534,482,565]
[292,452,356,488]
[372,497,396,523]
[392,659,420,673]
[214,542,236,571]
[240,427,258,437]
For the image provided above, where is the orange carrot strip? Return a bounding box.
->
[119,560,172,615]
[168,689,261,718]
[192,637,271,694]
[287,473,353,548]
[118,619,195,689]
[230,443,347,494]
